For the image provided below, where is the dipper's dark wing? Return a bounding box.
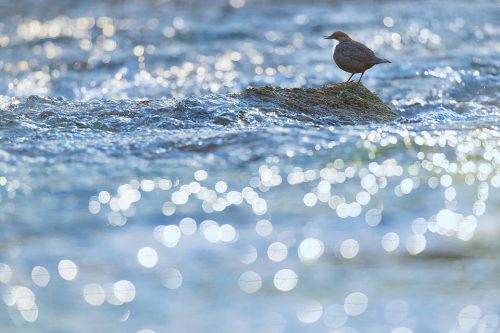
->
[339,41,375,63]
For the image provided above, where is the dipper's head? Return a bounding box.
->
[323,31,352,42]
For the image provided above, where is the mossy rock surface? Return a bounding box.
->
[237,82,396,124]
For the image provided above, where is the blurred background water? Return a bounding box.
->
[0,0,499,332]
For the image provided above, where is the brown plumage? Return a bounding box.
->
[324,31,391,83]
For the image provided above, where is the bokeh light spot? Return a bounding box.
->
[238,271,262,294]
[273,269,298,292]
[58,259,78,281]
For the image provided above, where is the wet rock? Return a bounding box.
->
[237,82,396,124]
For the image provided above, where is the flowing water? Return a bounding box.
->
[0,0,499,332]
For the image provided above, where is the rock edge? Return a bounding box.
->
[238,82,396,124]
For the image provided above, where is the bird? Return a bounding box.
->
[323,31,391,83]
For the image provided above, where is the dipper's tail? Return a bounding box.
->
[376,58,391,64]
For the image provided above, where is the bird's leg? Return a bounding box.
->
[346,73,354,83]
[358,72,365,83]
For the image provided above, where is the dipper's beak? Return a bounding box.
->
[323,36,331,39]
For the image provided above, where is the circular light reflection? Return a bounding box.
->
[298,238,324,264]
[240,246,258,264]
[340,239,360,259]
[405,234,426,255]
[382,232,400,252]
[296,299,323,324]
[255,219,273,237]
[365,209,382,226]
[83,283,106,306]
[238,271,262,294]
[19,303,38,322]
[267,242,288,262]
[31,266,50,287]
[137,247,158,268]
[458,305,481,330]
[273,269,298,292]
[58,259,78,281]
[162,225,181,247]
[162,268,183,289]
[344,292,368,316]
[179,217,197,235]
[113,280,136,303]
[0,263,12,284]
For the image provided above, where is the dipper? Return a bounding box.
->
[324,31,390,82]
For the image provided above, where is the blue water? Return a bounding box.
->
[0,0,499,332]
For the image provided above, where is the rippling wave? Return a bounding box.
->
[0,0,499,332]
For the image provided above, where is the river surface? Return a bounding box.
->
[0,0,499,332]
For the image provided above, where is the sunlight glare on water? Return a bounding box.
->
[0,0,499,332]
